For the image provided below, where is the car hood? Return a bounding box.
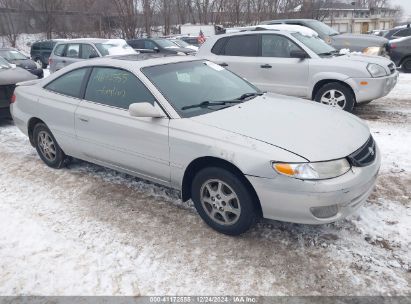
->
[333,53,393,68]
[332,33,388,51]
[0,67,37,85]
[191,94,370,162]
[9,59,37,70]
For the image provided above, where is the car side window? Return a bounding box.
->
[54,44,66,56]
[84,67,156,109]
[261,34,302,58]
[45,68,88,98]
[81,44,99,59]
[66,44,80,58]
[223,35,258,56]
[144,40,157,50]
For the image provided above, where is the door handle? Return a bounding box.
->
[261,64,272,69]
[78,117,89,123]
[219,63,228,67]
[62,60,66,63]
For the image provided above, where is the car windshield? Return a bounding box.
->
[0,56,11,69]
[292,33,336,55]
[306,20,339,37]
[171,39,190,48]
[154,39,179,49]
[143,61,261,118]
[95,40,136,56]
[0,49,27,61]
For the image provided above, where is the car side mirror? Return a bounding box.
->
[290,50,309,60]
[129,102,165,118]
[89,53,99,59]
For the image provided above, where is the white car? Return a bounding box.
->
[197,28,398,112]
[11,56,380,235]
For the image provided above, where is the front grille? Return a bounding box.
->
[388,63,396,74]
[347,136,376,167]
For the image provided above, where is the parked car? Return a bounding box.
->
[31,39,66,68]
[0,56,36,119]
[179,36,202,47]
[11,55,380,235]
[368,29,388,37]
[127,38,195,55]
[197,29,398,112]
[168,38,199,52]
[387,36,411,72]
[260,19,389,55]
[0,48,44,78]
[49,38,136,73]
[383,25,411,41]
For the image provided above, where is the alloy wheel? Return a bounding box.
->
[320,89,346,109]
[38,131,57,162]
[200,179,241,226]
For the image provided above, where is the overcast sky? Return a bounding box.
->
[391,0,411,15]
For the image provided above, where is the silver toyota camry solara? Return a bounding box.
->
[11,55,381,235]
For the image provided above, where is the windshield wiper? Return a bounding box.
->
[181,92,264,111]
[236,92,264,100]
[181,100,243,111]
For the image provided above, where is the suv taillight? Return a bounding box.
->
[10,94,16,104]
[49,58,52,65]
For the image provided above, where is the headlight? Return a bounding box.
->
[272,159,351,180]
[363,46,382,56]
[367,63,387,78]
[176,51,186,56]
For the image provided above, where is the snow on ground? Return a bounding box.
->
[0,75,410,296]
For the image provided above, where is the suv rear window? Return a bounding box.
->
[223,35,258,57]
[54,44,66,56]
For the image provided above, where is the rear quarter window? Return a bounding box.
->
[45,68,88,98]
[211,37,228,55]
[223,35,259,57]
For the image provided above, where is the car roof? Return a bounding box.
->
[55,38,122,44]
[262,19,315,24]
[64,54,201,69]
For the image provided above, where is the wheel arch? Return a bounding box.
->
[181,156,262,216]
[400,56,411,69]
[27,117,46,147]
[311,79,356,103]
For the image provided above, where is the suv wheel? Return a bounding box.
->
[314,82,355,112]
[191,167,258,235]
[402,58,411,73]
[33,123,66,169]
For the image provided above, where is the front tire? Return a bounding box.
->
[191,167,258,235]
[402,58,411,73]
[33,123,66,169]
[314,82,355,112]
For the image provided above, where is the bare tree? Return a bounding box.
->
[0,0,28,47]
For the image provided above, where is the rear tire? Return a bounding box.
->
[33,123,66,169]
[314,82,355,113]
[402,58,411,73]
[35,58,47,69]
[191,167,258,235]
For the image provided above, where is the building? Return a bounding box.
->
[318,1,398,34]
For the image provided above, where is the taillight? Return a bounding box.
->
[10,94,16,104]
[48,58,52,65]
[390,43,397,49]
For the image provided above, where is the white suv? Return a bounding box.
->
[197,28,398,112]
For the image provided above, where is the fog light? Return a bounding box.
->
[310,205,339,219]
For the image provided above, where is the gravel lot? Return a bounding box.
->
[0,74,410,296]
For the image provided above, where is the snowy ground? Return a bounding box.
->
[0,74,410,296]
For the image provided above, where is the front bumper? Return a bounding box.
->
[246,146,381,224]
[346,71,399,104]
